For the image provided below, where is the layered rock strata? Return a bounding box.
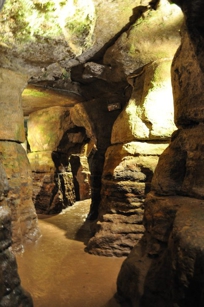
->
[0,68,40,252]
[87,59,176,256]
[117,2,204,305]
[0,62,40,305]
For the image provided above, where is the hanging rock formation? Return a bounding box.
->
[117,1,204,306]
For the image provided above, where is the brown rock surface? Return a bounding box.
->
[87,142,168,256]
[0,142,40,252]
[117,1,204,305]
[152,124,204,198]
[172,30,204,127]
[0,163,33,307]
[87,52,177,257]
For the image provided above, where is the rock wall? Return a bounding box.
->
[117,1,204,305]
[86,0,181,255]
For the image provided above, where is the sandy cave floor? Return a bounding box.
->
[16,199,125,307]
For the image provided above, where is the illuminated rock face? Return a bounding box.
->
[0,68,26,142]
[117,4,204,306]
[85,0,183,256]
[87,59,175,256]
[111,60,176,143]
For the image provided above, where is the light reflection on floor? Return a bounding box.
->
[16,200,125,307]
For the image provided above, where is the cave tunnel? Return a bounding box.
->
[2,0,204,307]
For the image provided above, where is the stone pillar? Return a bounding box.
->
[87,59,176,256]
[0,68,40,252]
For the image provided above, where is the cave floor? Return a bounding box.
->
[16,199,125,307]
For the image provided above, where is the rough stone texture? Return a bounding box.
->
[117,196,204,307]
[87,142,168,256]
[111,59,176,143]
[22,85,82,116]
[87,56,175,257]
[0,68,27,142]
[117,2,204,305]
[0,0,141,78]
[28,150,77,214]
[172,30,204,127]
[0,163,33,307]
[152,124,204,198]
[70,103,96,142]
[70,155,91,201]
[103,0,182,78]
[0,142,40,252]
[27,107,94,213]
[0,0,190,305]
[27,106,93,213]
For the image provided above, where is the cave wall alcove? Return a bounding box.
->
[2,0,203,306]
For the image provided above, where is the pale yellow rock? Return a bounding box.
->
[0,68,27,142]
[27,106,74,152]
[111,60,176,143]
[103,142,167,180]
[104,0,183,76]
[28,151,55,173]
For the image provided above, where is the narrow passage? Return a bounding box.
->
[16,200,124,307]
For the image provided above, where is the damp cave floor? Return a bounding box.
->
[16,199,125,307]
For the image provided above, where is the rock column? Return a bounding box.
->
[0,68,40,252]
[87,59,176,256]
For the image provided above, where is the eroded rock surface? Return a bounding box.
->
[0,163,33,307]
[117,1,204,305]
[0,68,40,252]
[87,60,175,256]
